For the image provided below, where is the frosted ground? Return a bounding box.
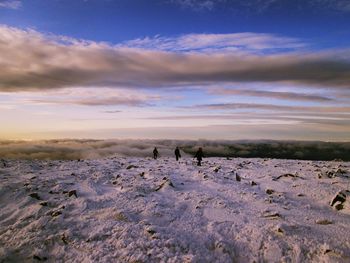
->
[0,157,349,262]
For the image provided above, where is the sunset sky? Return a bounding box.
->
[0,0,350,141]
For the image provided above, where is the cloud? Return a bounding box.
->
[211,88,334,102]
[188,103,350,113]
[19,87,161,107]
[0,0,21,9]
[170,0,217,11]
[122,33,304,53]
[170,0,350,13]
[102,110,122,113]
[1,25,350,93]
[311,0,350,12]
[0,139,349,160]
[144,112,350,126]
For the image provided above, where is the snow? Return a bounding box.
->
[0,157,350,262]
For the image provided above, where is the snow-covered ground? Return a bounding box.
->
[0,157,349,262]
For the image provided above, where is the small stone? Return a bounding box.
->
[61,234,69,244]
[263,211,281,219]
[146,228,156,235]
[251,181,257,186]
[50,210,62,217]
[297,193,304,197]
[68,190,77,198]
[276,226,284,234]
[330,191,346,206]
[214,167,220,173]
[266,189,274,195]
[316,219,333,225]
[39,201,48,206]
[334,202,344,211]
[33,255,47,261]
[29,193,41,200]
[235,174,241,182]
[126,165,138,170]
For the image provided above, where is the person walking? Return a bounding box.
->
[194,147,204,166]
[174,146,181,161]
[153,147,159,159]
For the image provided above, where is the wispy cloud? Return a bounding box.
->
[170,0,218,11]
[0,0,21,9]
[211,88,334,102]
[188,103,350,113]
[102,110,122,114]
[22,88,161,107]
[1,25,350,93]
[311,0,350,12]
[122,33,304,53]
[170,0,350,13]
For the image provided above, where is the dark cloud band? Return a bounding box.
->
[1,25,350,92]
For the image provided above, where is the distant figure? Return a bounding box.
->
[194,147,204,166]
[175,147,181,161]
[153,147,159,159]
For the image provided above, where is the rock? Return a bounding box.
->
[50,210,62,217]
[334,202,344,211]
[68,190,77,198]
[0,159,7,168]
[262,211,282,219]
[39,201,48,206]
[275,224,285,234]
[126,165,138,170]
[146,227,156,235]
[33,255,47,261]
[139,172,145,178]
[214,167,221,173]
[251,181,257,186]
[297,193,304,197]
[326,171,336,178]
[29,193,41,200]
[235,174,241,182]
[266,189,274,195]
[315,219,333,225]
[336,168,347,174]
[61,234,69,244]
[273,173,302,181]
[155,179,174,191]
[330,191,346,207]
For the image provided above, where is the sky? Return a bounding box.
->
[0,0,350,141]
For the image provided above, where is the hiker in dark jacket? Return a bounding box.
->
[194,147,204,166]
[174,147,181,161]
[153,147,159,159]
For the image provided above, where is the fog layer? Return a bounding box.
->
[0,139,349,161]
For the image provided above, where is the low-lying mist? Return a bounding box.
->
[0,139,349,161]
